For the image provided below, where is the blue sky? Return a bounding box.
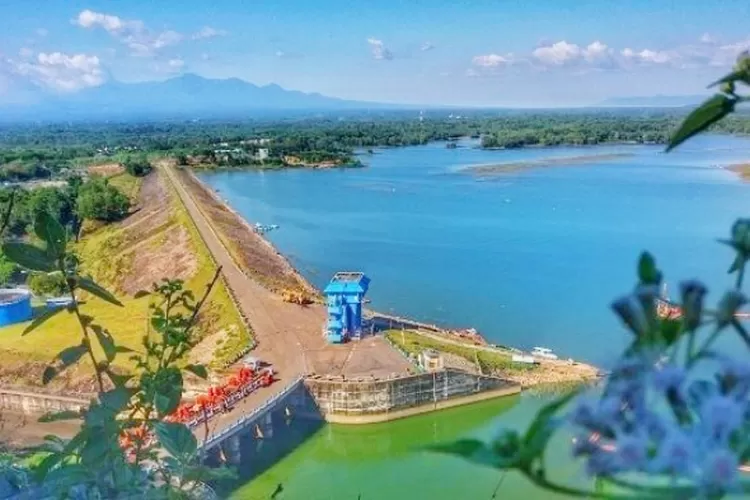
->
[1,0,749,106]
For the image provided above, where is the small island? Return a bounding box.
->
[462,152,634,176]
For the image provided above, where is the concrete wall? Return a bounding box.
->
[304,369,520,424]
[0,388,88,414]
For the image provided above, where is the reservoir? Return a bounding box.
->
[199,134,750,498]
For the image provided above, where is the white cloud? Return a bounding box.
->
[367,38,393,60]
[420,42,435,52]
[531,40,615,68]
[168,58,185,69]
[14,51,106,92]
[35,28,48,37]
[74,9,184,56]
[18,48,34,59]
[472,53,513,67]
[620,47,674,65]
[532,40,581,66]
[192,26,227,40]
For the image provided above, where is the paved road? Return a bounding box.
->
[162,164,313,440]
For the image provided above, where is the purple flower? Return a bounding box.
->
[585,449,619,477]
[652,364,686,394]
[700,395,743,442]
[571,433,599,458]
[698,448,739,495]
[650,429,695,475]
[613,431,649,472]
[641,412,669,442]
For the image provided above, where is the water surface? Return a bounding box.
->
[199,135,750,498]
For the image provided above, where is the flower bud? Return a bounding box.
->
[612,295,648,337]
[680,280,707,331]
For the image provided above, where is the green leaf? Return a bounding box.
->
[56,343,87,368]
[42,366,58,385]
[105,369,133,388]
[77,276,123,306]
[133,289,150,299]
[637,252,661,285]
[34,451,64,481]
[426,439,508,469]
[729,253,744,274]
[154,368,183,416]
[667,94,737,152]
[34,210,66,259]
[709,69,750,88]
[22,305,69,335]
[185,363,208,379]
[93,326,116,362]
[155,422,197,458]
[1,241,56,272]
[100,386,133,415]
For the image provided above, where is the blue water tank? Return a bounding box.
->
[0,289,33,327]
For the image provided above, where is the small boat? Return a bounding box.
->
[531,347,558,360]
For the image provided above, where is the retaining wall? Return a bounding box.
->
[304,368,520,424]
[0,388,88,414]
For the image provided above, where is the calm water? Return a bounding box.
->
[199,135,750,499]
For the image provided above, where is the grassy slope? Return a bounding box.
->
[385,330,537,374]
[0,172,251,384]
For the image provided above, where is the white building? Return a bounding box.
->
[255,148,269,161]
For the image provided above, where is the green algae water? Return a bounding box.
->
[229,394,589,500]
[199,134,750,498]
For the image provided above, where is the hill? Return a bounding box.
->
[0,74,391,122]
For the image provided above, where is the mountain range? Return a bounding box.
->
[0,74,390,122]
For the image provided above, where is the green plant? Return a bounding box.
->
[76,177,130,222]
[1,211,233,497]
[123,156,153,177]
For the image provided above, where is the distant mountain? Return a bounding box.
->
[597,94,709,107]
[0,74,394,122]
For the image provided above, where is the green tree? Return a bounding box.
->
[122,156,153,177]
[0,251,17,285]
[76,178,130,222]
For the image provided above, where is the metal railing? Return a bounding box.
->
[199,376,304,451]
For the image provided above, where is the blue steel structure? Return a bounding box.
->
[0,289,32,327]
[324,272,370,343]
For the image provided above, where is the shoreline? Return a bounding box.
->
[180,166,320,298]
[183,165,600,386]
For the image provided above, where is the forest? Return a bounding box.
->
[2,109,750,180]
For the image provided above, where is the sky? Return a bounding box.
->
[1,0,749,106]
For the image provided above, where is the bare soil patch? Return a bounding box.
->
[87,162,124,177]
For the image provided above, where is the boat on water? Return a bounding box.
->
[531,347,558,360]
[253,222,280,234]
